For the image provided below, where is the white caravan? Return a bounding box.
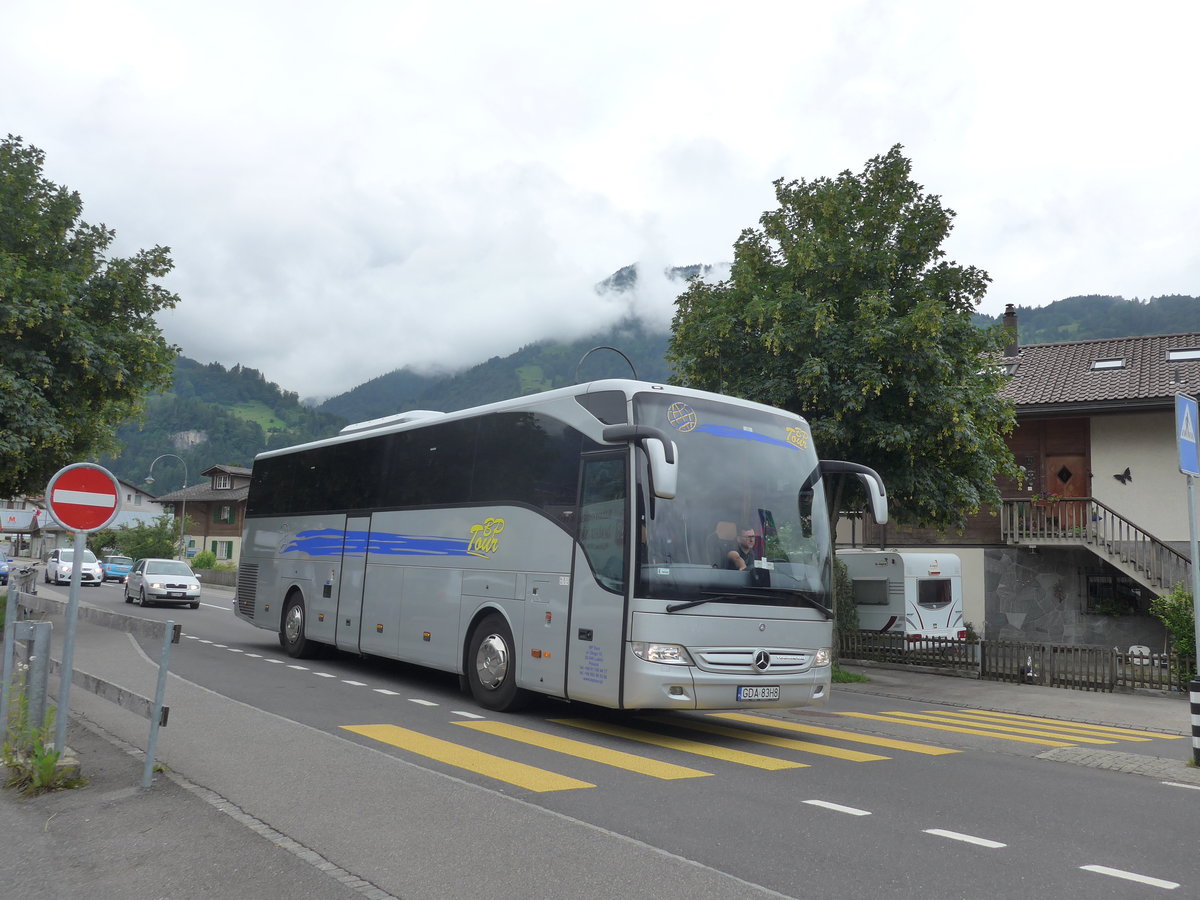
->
[838,549,964,642]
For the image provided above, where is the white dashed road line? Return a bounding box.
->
[923,829,1006,849]
[1080,865,1179,890]
[803,799,871,816]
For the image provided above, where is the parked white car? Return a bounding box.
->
[44,548,103,586]
[123,558,202,608]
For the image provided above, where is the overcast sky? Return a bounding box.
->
[5,1,1198,400]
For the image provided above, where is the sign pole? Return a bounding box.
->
[53,530,86,754]
[1187,474,1200,768]
[1191,474,1200,677]
[1175,393,1200,765]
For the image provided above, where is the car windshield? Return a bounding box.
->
[146,561,195,577]
[60,550,99,563]
[106,556,133,566]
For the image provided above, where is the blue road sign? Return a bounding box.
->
[1178,392,1200,476]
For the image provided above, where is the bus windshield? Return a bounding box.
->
[633,393,832,613]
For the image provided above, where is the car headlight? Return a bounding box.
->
[630,642,694,666]
[814,647,831,667]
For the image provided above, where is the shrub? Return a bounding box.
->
[190,550,217,570]
[1150,582,1195,660]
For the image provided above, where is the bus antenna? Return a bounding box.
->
[575,346,638,383]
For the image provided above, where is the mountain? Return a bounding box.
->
[318,317,671,424]
[100,291,1200,491]
[974,295,1200,344]
[96,359,348,495]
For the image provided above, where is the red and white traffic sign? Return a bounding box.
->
[45,463,122,532]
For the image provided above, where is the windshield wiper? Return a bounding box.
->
[666,589,833,619]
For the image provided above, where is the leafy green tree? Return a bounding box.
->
[668,146,1018,530]
[0,135,179,498]
[108,513,184,561]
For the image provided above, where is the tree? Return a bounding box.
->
[668,146,1017,530]
[0,135,179,498]
[102,513,182,562]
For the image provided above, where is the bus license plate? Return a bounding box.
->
[737,685,779,701]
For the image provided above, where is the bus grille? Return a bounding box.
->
[694,648,813,674]
[236,563,259,619]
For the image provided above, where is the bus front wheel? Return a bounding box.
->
[466,613,527,712]
[280,593,318,659]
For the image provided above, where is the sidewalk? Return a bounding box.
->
[3,610,1198,900]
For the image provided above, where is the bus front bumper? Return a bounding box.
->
[621,647,830,710]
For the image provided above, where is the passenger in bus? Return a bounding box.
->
[726,527,759,571]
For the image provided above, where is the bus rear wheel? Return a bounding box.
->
[466,613,527,712]
[280,593,318,659]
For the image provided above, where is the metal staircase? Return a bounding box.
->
[1001,497,1191,594]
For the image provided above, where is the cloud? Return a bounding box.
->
[5,0,1198,397]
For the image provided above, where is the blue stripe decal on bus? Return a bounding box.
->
[283,529,474,557]
[694,424,800,450]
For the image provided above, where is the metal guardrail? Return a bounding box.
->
[840,632,1195,693]
[2,584,181,788]
[1000,497,1191,591]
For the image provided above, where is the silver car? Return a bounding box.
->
[123,558,202,608]
[44,548,104,586]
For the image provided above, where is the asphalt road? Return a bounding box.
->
[22,578,1200,897]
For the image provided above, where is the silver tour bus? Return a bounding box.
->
[233,379,887,711]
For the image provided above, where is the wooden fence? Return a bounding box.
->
[839,631,1194,693]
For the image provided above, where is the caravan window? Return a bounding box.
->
[852,579,889,606]
[918,578,952,607]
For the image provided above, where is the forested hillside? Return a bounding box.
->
[97,359,346,494]
[100,293,1199,491]
[318,317,671,423]
[974,294,1200,343]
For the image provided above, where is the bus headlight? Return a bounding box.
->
[814,648,831,667]
[631,642,694,666]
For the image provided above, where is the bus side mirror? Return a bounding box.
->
[602,425,678,500]
[819,460,889,525]
[644,438,677,500]
[856,472,888,525]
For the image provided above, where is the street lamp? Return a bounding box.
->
[146,454,188,560]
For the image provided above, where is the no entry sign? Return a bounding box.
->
[45,463,122,532]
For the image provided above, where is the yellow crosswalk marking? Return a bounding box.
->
[711,712,960,756]
[341,724,594,792]
[879,711,1118,745]
[938,710,1180,740]
[455,720,713,780]
[833,712,1077,747]
[550,718,806,770]
[639,714,889,762]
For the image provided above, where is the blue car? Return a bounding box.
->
[0,556,9,586]
[100,554,134,583]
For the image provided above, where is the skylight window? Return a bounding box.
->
[1166,348,1200,362]
[1090,358,1125,370]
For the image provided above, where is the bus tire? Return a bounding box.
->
[466,613,527,712]
[280,592,318,659]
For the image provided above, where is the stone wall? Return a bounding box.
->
[984,546,1167,650]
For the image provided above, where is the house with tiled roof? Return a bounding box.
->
[154,464,251,563]
[851,307,1199,650]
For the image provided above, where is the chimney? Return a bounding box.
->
[1002,303,1019,357]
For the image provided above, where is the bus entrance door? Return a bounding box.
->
[334,515,370,653]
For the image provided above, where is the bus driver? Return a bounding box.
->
[726,528,758,571]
